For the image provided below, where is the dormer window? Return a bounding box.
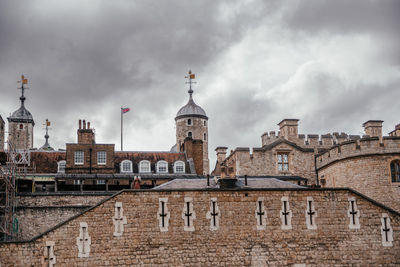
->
[139,160,151,173]
[174,161,185,173]
[97,151,106,165]
[188,131,192,138]
[157,161,168,173]
[120,160,133,173]
[391,160,400,182]
[187,119,192,126]
[74,151,84,165]
[57,160,66,173]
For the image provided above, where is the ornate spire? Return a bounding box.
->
[17,74,28,107]
[185,70,196,100]
[40,119,54,151]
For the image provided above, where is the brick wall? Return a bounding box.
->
[1,189,399,266]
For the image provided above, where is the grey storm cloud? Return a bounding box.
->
[0,0,399,166]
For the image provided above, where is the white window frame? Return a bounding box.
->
[97,151,107,165]
[96,180,106,185]
[120,160,133,173]
[139,160,151,173]
[57,160,66,173]
[157,160,168,173]
[74,151,84,165]
[174,161,185,173]
[187,131,192,138]
[74,180,81,185]
[187,118,192,126]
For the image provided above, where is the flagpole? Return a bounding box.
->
[121,107,123,151]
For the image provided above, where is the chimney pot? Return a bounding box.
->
[79,120,82,129]
[83,120,86,129]
[88,122,90,129]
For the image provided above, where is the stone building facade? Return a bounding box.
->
[0,188,399,266]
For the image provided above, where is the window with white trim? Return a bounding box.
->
[139,160,151,173]
[57,160,66,173]
[97,180,106,185]
[74,151,84,165]
[74,180,81,185]
[157,161,168,173]
[174,161,185,173]
[277,153,289,171]
[120,160,133,173]
[187,131,192,138]
[97,151,106,165]
[187,119,192,126]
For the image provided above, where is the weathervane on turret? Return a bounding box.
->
[40,119,54,151]
[17,74,29,107]
[185,70,196,100]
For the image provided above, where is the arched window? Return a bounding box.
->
[157,160,168,173]
[57,160,66,173]
[188,131,192,138]
[120,160,133,173]
[139,160,151,173]
[203,133,206,141]
[174,161,185,173]
[391,160,400,182]
[187,119,192,126]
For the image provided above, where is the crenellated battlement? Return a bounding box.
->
[316,136,400,170]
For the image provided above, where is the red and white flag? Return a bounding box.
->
[121,107,130,114]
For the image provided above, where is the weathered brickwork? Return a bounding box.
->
[317,137,400,212]
[0,115,4,151]
[1,189,399,266]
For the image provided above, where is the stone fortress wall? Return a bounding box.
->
[15,193,111,240]
[0,189,399,266]
[316,136,400,212]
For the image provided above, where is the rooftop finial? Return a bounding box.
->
[185,70,196,100]
[40,119,54,151]
[17,74,28,107]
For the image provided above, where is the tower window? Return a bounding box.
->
[391,160,400,182]
[188,131,192,138]
[277,153,289,171]
[97,151,107,165]
[204,133,206,141]
[74,151,84,165]
[19,124,23,129]
[204,121,207,126]
[187,119,192,126]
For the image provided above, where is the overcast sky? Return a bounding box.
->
[0,0,399,167]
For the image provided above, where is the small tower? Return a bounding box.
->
[39,119,54,151]
[7,75,35,150]
[175,70,209,174]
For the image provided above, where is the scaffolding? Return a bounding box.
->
[0,141,29,241]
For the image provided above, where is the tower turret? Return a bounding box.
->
[175,70,209,174]
[39,119,54,151]
[7,75,35,150]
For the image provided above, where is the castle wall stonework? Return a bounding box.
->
[8,121,34,150]
[1,189,399,266]
[317,137,400,212]
[15,194,109,240]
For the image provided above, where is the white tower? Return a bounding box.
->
[174,70,209,174]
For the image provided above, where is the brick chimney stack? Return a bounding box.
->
[77,119,95,144]
[363,120,383,138]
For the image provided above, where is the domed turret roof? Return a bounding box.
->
[175,89,208,120]
[9,105,34,123]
